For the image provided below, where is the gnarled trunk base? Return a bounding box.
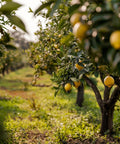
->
[100,106,114,135]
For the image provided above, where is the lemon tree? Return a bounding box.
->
[34,0,120,135]
[0,0,27,76]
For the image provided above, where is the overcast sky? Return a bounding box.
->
[13,0,45,41]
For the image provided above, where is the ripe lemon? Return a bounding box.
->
[73,22,88,40]
[44,65,47,69]
[64,83,72,92]
[70,13,81,26]
[104,76,114,87]
[58,34,62,38]
[54,44,58,49]
[74,81,81,88]
[110,30,120,49]
[75,63,84,71]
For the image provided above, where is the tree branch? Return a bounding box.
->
[83,75,103,110]
[108,86,120,108]
[104,86,111,102]
[100,72,104,84]
[113,76,120,88]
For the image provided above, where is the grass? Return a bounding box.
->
[0,67,120,144]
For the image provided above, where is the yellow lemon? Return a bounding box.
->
[54,44,58,49]
[75,63,84,71]
[104,76,114,87]
[110,30,120,49]
[58,34,62,38]
[73,22,88,40]
[70,13,81,26]
[64,83,72,92]
[74,81,81,88]
[44,65,47,69]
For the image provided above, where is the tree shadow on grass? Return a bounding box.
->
[0,96,27,144]
[57,88,101,124]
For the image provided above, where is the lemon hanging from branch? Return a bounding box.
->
[104,76,115,88]
[64,83,72,92]
[110,30,120,50]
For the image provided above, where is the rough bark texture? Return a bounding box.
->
[76,83,84,107]
[100,105,114,135]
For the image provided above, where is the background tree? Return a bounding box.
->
[0,0,27,76]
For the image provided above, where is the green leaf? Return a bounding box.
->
[79,74,83,79]
[70,77,78,82]
[0,2,21,15]
[34,1,54,15]
[5,44,16,50]
[6,15,27,32]
[60,33,74,45]
[68,4,80,16]
[54,84,61,97]
[50,0,61,16]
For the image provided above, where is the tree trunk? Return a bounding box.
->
[100,106,114,135]
[76,83,84,107]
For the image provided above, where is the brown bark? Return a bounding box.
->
[100,86,120,135]
[83,75,103,110]
[100,72,104,84]
[108,86,120,108]
[83,75,120,135]
[76,83,84,107]
[104,86,111,101]
[100,106,114,135]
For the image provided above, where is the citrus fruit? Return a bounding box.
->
[104,76,114,87]
[44,65,47,69]
[64,83,72,92]
[70,13,81,26]
[58,34,62,38]
[74,81,81,88]
[75,63,83,71]
[73,22,88,40]
[54,44,58,49]
[110,30,120,49]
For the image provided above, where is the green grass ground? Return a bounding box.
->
[0,67,120,144]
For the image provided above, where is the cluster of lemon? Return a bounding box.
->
[64,81,81,92]
[70,12,88,42]
[64,75,115,92]
[64,12,86,92]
